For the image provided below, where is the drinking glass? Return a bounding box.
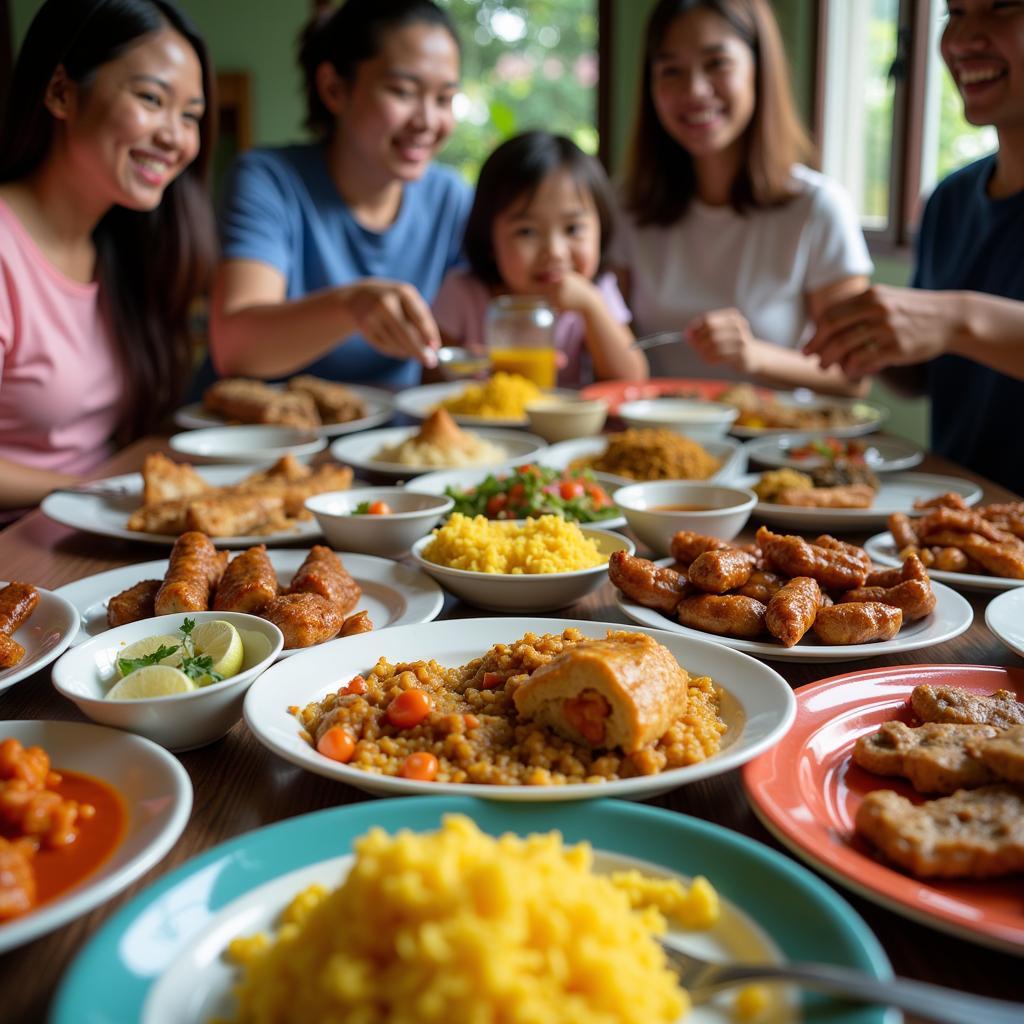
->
[484,295,557,388]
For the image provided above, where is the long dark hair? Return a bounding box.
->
[298,0,460,140]
[0,0,216,440]
[623,0,813,226]
[464,131,615,287]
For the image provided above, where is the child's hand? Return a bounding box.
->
[685,308,757,373]
[535,271,598,314]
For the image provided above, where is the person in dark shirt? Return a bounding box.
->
[805,0,1024,495]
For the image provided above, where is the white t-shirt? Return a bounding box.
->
[611,165,872,379]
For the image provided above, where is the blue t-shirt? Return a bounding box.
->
[206,144,471,390]
[914,154,1024,496]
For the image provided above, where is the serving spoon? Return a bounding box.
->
[660,941,1023,1023]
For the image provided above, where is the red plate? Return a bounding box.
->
[743,664,1024,955]
[580,378,738,414]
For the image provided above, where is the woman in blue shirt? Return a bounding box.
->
[208,0,470,389]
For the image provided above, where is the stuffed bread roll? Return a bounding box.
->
[512,632,689,753]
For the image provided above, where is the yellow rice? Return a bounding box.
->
[439,371,542,418]
[421,513,606,573]
[221,814,720,1024]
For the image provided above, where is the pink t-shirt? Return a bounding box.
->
[431,269,632,387]
[0,199,123,475]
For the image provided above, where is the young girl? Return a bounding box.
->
[0,0,215,512]
[433,132,647,387]
[614,0,871,394]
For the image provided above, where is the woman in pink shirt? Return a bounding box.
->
[0,0,215,512]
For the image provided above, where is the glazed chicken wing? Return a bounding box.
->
[288,545,361,614]
[608,551,690,615]
[687,548,755,594]
[676,594,767,639]
[732,569,786,603]
[106,579,161,627]
[765,576,821,647]
[887,513,919,551]
[839,578,937,622]
[756,526,868,590]
[0,633,25,669]
[213,545,279,614]
[812,602,902,645]
[154,531,228,615]
[262,593,343,649]
[668,530,732,566]
[0,583,39,635]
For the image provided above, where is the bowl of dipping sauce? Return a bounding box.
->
[612,481,757,557]
[618,398,739,441]
[305,488,454,558]
[524,397,608,444]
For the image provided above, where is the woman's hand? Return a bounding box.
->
[804,285,958,378]
[684,308,757,372]
[339,279,441,367]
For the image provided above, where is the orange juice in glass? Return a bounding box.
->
[485,295,557,388]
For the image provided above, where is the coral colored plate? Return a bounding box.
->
[742,665,1024,955]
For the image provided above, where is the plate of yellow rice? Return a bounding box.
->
[394,377,578,427]
[52,797,892,1024]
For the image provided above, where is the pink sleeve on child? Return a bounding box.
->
[431,270,492,351]
[595,271,632,324]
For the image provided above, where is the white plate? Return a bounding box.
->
[986,589,1024,659]
[406,466,627,530]
[40,465,323,548]
[541,435,747,486]
[865,531,1024,593]
[243,616,796,801]
[54,549,444,656]
[173,383,395,437]
[738,471,981,531]
[329,426,547,479]
[168,425,327,464]
[615,559,973,662]
[743,433,924,472]
[729,393,888,439]
[0,583,80,693]
[0,719,191,953]
[393,380,578,427]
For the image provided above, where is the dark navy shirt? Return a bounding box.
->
[913,154,1024,496]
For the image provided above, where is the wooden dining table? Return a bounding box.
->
[2,435,1022,1023]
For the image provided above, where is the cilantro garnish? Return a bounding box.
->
[117,617,223,684]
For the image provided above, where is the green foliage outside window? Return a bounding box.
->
[433,0,598,183]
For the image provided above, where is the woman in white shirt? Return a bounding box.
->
[613,0,872,393]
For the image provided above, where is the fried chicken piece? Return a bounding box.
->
[958,537,1024,579]
[236,454,312,486]
[676,594,767,639]
[853,721,999,793]
[839,576,937,622]
[966,726,1024,785]
[765,576,821,647]
[756,526,868,590]
[687,548,755,594]
[204,378,321,428]
[126,498,191,535]
[140,452,212,507]
[814,535,873,572]
[231,462,354,517]
[669,530,732,565]
[185,494,287,537]
[930,546,969,572]
[608,551,690,615]
[811,602,902,645]
[339,610,373,637]
[887,512,919,551]
[262,593,343,649]
[911,685,1024,729]
[106,579,161,627]
[154,531,227,615]
[913,492,969,512]
[776,484,875,508]
[855,786,1024,878]
[732,568,786,603]
[0,634,25,669]
[213,545,279,614]
[287,375,367,424]
[288,545,361,614]
[0,583,39,635]
[917,507,1018,545]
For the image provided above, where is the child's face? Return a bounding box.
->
[941,0,1024,132]
[649,8,756,164]
[491,169,601,294]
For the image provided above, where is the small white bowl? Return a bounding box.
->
[613,482,757,557]
[305,488,454,558]
[51,611,284,751]
[525,397,609,443]
[410,526,634,612]
[618,398,740,441]
[168,425,327,464]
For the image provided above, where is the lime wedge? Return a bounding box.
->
[106,665,195,700]
[190,620,244,682]
[115,634,182,677]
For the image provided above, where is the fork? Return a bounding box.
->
[660,941,1023,1023]
[47,482,133,499]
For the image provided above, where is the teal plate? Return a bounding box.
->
[52,797,890,1023]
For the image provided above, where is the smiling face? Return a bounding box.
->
[491,169,601,294]
[941,0,1024,132]
[55,27,205,212]
[331,23,460,183]
[649,8,757,164]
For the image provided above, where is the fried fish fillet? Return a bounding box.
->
[910,685,1024,729]
[126,498,192,535]
[966,725,1024,785]
[855,785,1024,878]
[776,484,875,508]
[185,495,287,537]
[204,378,321,428]
[287,375,367,424]
[141,452,212,507]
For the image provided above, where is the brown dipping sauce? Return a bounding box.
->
[650,504,714,512]
[31,771,127,907]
